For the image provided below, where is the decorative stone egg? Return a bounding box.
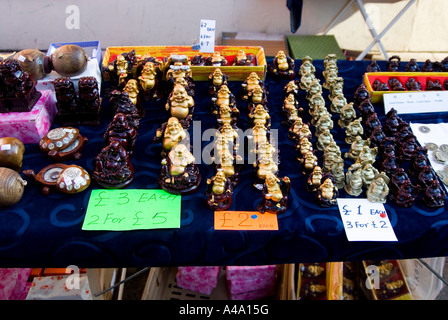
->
[0,167,27,207]
[50,44,89,77]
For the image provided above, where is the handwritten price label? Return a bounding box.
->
[199,19,216,53]
[337,199,397,242]
[82,189,181,231]
[214,211,278,231]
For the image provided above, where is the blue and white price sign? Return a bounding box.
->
[337,199,397,242]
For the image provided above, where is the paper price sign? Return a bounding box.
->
[337,199,397,242]
[199,19,216,53]
[214,211,278,231]
[82,189,181,231]
[384,91,448,115]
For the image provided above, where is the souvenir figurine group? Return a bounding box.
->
[8,45,445,215]
[367,55,448,73]
[205,68,241,210]
[241,70,291,214]
[345,82,445,208]
[54,76,102,126]
[155,60,201,195]
[285,55,344,207]
[92,85,140,188]
[367,55,448,93]
[279,52,444,209]
[92,58,146,188]
[206,66,291,214]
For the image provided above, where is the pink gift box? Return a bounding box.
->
[0,268,32,300]
[225,265,277,281]
[229,286,276,300]
[176,271,215,295]
[26,274,92,300]
[178,266,220,286]
[227,274,277,295]
[177,271,219,287]
[178,266,220,277]
[0,90,57,144]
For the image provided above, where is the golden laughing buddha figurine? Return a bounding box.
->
[269,50,295,80]
[166,84,195,127]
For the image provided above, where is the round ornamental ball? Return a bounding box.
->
[50,44,89,77]
[0,167,27,207]
[0,137,25,172]
[13,49,47,80]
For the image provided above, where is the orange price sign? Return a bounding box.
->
[214,211,278,231]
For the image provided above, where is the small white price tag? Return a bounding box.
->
[0,144,11,151]
[337,198,398,242]
[199,19,216,53]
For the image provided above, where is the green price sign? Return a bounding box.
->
[82,189,181,231]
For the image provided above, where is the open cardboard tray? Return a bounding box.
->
[361,260,413,300]
[292,262,343,300]
[102,45,267,82]
[364,72,448,103]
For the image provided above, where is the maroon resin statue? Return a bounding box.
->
[0,58,41,112]
[104,113,138,156]
[109,90,140,117]
[93,141,134,188]
[78,76,101,125]
[422,180,446,209]
[54,76,78,124]
[393,180,420,208]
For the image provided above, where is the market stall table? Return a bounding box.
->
[1,59,448,269]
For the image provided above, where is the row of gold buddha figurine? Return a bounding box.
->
[108,49,196,102]
[153,62,202,195]
[206,68,291,213]
[205,68,241,210]
[240,72,291,214]
[107,49,254,89]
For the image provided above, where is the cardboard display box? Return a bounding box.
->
[361,260,413,300]
[46,40,102,67]
[221,32,288,58]
[296,262,343,300]
[102,45,267,81]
